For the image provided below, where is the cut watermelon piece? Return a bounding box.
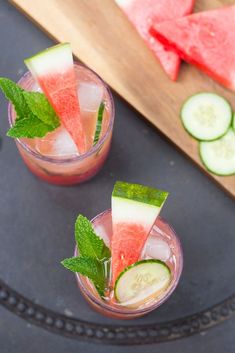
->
[111,181,168,284]
[25,43,86,153]
[115,0,195,80]
[150,5,235,91]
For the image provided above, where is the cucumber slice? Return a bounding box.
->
[114,259,171,308]
[200,129,235,176]
[181,93,232,141]
[233,112,235,132]
[93,101,105,146]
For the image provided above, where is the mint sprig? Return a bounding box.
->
[7,116,55,138]
[75,215,111,261]
[61,215,111,298]
[0,78,31,121]
[0,77,60,138]
[62,256,106,297]
[23,91,60,129]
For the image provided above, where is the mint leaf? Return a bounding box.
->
[93,101,105,146]
[61,256,106,296]
[0,77,60,138]
[62,215,111,298]
[23,91,59,129]
[0,77,31,121]
[75,215,111,261]
[7,116,55,138]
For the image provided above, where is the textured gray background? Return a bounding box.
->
[0,0,234,351]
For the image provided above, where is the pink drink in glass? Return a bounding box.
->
[8,63,114,185]
[75,210,183,319]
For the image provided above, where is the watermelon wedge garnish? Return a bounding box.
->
[111,181,168,284]
[115,0,195,80]
[25,43,86,153]
[150,5,235,91]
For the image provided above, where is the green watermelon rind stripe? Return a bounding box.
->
[24,43,71,65]
[112,181,169,208]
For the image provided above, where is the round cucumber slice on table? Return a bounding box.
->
[181,93,232,141]
[114,259,171,309]
[200,129,235,176]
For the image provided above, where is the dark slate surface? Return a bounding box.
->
[1,305,235,353]
[0,1,234,351]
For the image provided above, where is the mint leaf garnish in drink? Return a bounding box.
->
[0,77,60,138]
[7,116,56,138]
[62,256,107,297]
[23,91,60,129]
[75,215,111,261]
[93,101,105,146]
[0,78,31,121]
[61,215,111,297]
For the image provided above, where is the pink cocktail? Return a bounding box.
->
[75,210,183,319]
[8,63,114,185]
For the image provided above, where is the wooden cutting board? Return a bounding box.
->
[10,0,235,198]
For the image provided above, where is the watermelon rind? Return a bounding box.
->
[24,43,72,76]
[112,181,168,208]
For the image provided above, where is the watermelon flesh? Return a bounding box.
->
[111,181,168,284]
[115,0,195,80]
[25,43,87,154]
[150,5,235,91]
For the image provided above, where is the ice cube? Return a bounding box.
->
[52,128,78,156]
[78,82,103,112]
[35,127,79,157]
[143,236,171,261]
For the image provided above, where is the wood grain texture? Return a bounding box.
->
[10,0,235,198]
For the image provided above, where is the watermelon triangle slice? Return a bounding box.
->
[25,43,86,154]
[111,181,168,285]
[115,0,195,80]
[150,5,235,91]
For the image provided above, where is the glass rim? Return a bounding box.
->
[8,62,115,164]
[75,209,184,316]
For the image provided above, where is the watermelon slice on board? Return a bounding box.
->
[111,181,168,285]
[25,43,87,154]
[115,0,195,81]
[150,5,235,91]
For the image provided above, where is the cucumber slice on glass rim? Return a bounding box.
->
[233,112,235,132]
[93,101,105,146]
[181,93,232,141]
[200,129,235,176]
[114,259,171,308]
